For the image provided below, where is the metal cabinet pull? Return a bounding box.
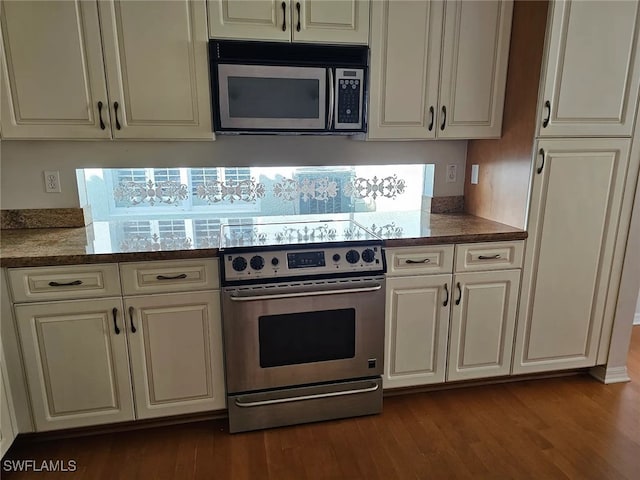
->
[478,254,501,260]
[443,283,449,307]
[405,258,431,264]
[48,280,83,287]
[455,282,462,306]
[114,102,121,130]
[128,306,137,333]
[112,308,120,335]
[537,148,545,174]
[440,105,446,131]
[296,2,301,31]
[156,273,188,281]
[428,106,434,131]
[542,100,551,127]
[97,101,105,130]
[281,2,287,31]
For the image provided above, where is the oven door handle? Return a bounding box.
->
[228,282,383,302]
[234,382,379,408]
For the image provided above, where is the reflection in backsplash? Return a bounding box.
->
[78,165,429,222]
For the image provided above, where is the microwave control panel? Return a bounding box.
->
[335,68,364,130]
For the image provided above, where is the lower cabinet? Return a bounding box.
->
[1,347,17,457]
[15,298,136,431]
[124,292,225,419]
[15,292,225,431]
[384,274,451,388]
[447,270,520,381]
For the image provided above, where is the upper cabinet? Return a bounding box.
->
[1,0,212,140]
[538,0,640,137]
[208,0,369,44]
[368,0,513,140]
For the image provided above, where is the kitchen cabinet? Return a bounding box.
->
[538,0,640,138]
[385,274,452,388]
[513,138,631,374]
[208,0,369,44]
[447,270,520,381]
[1,346,17,458]
[15,298,136,431]
[368,0,513,140]
[9,259,225,431]
[1,0,212,140]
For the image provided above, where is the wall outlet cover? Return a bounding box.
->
[471,164,479,184]
[44,171,61,193]
[446,164,457,183]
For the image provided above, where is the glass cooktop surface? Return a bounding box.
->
[220,218,379,249]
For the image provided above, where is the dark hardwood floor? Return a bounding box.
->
[4,326,640,479]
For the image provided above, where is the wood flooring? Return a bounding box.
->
[3,326,640,480]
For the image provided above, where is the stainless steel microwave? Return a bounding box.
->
[209,41,368,134]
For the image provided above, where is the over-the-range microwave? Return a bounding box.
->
[208,40,368,134]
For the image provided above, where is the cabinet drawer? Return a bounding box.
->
[8,264,121,303]
[120,259,219,295]
[454,241,524,272]
[386,246,454,276]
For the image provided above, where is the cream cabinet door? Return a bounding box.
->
[437,0,513,139]
[208,0,291,41]
[447,270,520,381]
[292,0,369,44]
[384,274,451,388]
[368,0,443,139]
[99,0,212,139]
[0,0,111,139]
[538,1,640,137]
[514,139,631,374]
[124,291,225,419]
[15,299,135,431]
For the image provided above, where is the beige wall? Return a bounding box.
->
[0,138,467,210]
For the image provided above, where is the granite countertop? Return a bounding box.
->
[0,211,526,268]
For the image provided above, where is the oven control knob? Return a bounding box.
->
[332,253,341,262]
[232,256,247,272]
[346,249,360,264]
[250,255,265,270]
[271,257,279,266]
[362,248,375,263]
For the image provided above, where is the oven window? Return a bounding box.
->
[259,309,355,368]
[228,77,320,119]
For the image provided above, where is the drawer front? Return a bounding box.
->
[386,246,454,276]
[120,259,219,295]
[454,241,524,272]
[8,264,121,303]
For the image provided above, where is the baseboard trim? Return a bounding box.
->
[589,365,631,384]
[634,313,640,325]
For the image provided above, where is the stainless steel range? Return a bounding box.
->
[219,219,386,433]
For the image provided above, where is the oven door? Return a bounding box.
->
[217,64,328,131]
[221,277,385,394]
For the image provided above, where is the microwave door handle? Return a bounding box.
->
[327,69,335,129]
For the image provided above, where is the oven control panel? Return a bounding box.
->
[221,244,386,283]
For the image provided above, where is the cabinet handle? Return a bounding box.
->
[128,306,137,333]
[97,101,105,130]
[440,105,446,131]
[537,148,545,174]
[296,2,301,32]
[48,280,83,287]
[112,308,120,335]
[443,283,449,307]
[428,106,434,131]
[114,102,121,130]
[281,2,286,31]
[405,258,431,264]
[478,254,501,260]
[156,273,188,281]
[455,282,462,306]
[542,100,550,128]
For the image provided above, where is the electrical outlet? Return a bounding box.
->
[44,171,61,193]
[446,164,457,183]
